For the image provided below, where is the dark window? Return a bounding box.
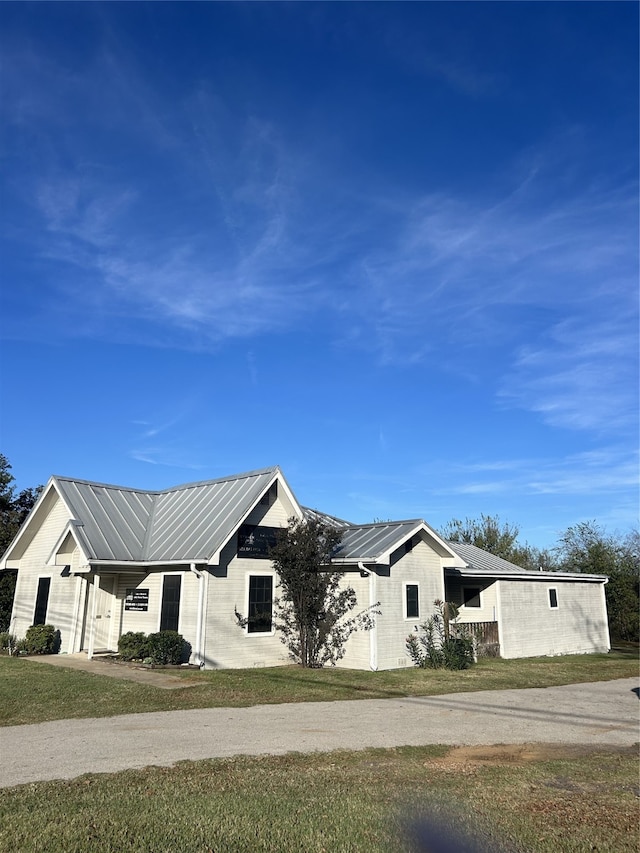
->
[463,586,481,608]
[160,575,181,632]
[406,584,419,619]
[548,588,558,609]
[33,577,51,625]
[248,575,273,633]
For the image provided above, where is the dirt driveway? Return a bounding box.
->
[1,676,637,788]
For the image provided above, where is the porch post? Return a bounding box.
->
[87,573,100,660]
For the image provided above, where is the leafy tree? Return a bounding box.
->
[0,455,43,631]
[556,521,639,642]
[441,513,555,570]
[442,514,521,559]
[269,517,378,668]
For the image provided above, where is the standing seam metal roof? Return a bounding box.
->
[445,541,531,574]
[333,520,424,561]
[53,467,280,563]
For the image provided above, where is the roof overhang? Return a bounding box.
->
[46,520,93,572]
[331,520,462,567]
[1,478,63,569]
[446,567,609,583]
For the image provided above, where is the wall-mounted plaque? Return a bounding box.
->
[237,524,281,558]
[125,588,149,611]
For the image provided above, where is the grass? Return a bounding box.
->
[1,646,638,727]
[0,745,637,852]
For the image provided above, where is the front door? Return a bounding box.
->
[93,576,115,650]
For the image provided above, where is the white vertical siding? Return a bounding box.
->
[333,571,374,670]
[373,539,445,671]
[115,569,200,661]
[498,579,610,658]
[9,496,79,652]
[201,497,292,668]
[203,555,285,668]
[445,577,498,623]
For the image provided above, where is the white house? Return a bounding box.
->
[1,466,611,668]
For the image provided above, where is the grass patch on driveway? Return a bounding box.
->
[0,745,637,852]
[1,646,637,727]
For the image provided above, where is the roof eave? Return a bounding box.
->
[446,567,609,582]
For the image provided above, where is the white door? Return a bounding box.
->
[94,576,115,650]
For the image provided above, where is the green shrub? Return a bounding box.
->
[23,624,60,655]
[406,600,475,670]
[117,632,149,661]
[146,631,186,665]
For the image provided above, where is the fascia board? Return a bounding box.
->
[447,568,609,583]
[420,521,462,559]
[0,477,59,568]
[331,557,383,566]
[88,559,201,569]
[46,520,92,567]
[273,468,304,519]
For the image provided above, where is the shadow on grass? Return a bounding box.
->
[246,667,415,699]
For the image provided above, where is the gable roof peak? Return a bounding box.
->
[155,465,281,495]
[345,518,425,531]
[51,465,282,497]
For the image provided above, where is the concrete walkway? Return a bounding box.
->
[1,677,638,788]
[23,652,198,689]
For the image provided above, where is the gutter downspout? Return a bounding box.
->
[190,563,205,667]
[358,562,378,671]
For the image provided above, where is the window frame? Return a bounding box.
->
[404,582,420,620]
[245,572,275,636]
[548,587,559,610]
[33,576,52,626]
[158,573,182,633]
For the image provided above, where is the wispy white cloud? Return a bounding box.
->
[443,447,639,498]
[499,316,638,434]
[3,24,637,448]
[349,168,637,361]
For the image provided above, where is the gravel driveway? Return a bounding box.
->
[1,677,638,788]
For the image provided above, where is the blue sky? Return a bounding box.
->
[1,2,637,548]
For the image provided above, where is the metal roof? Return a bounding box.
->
[333,520,424,562]
[444,542,608,582]
[54,478,155,561]
[445,541,528,574]
[301,507,352,529]
[53,467,281,563]
[50,473,422,566]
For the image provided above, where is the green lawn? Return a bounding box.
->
[0,745,636,852]
[1,646,637,726]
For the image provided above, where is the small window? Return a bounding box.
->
[33,577,51,625]
[405,584,419,619]
[248,575,273,633]
[160,575,181,632]
[462,586,481,608]
[548,588,558,609]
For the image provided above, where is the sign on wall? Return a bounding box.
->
[125,588,149,611]
[237,524,281,558]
